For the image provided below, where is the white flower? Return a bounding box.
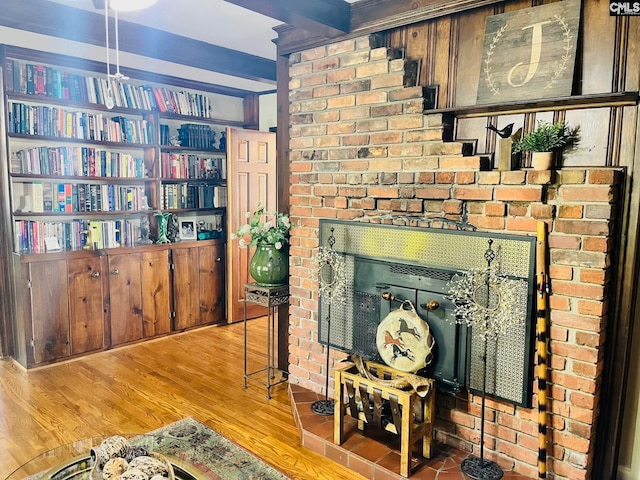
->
[262,221,273,232]
[239,238,246,248]
[275,241,282,250]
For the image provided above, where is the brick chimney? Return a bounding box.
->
[286,34,620,479]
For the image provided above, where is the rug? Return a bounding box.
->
[23,418,289,480]
[147,417,290,480]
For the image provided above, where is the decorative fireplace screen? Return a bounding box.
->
[318,220,536,407]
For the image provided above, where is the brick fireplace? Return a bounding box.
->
[286,34,621,479]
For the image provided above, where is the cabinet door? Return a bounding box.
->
[108,253,143,346]
[172,247,200,330]
[141,249,171,337]
[68,256,106,355]
[29,260,70,364]
[199,244,225,325]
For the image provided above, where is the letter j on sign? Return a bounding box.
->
[476,0,580,104]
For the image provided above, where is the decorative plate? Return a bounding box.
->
[376,300,435,373]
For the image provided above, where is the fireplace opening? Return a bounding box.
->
[318,220,537,406]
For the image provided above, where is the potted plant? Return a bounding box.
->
[512,120,578,170]
[235,202,291,286]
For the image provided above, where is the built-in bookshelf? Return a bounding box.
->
[1,45,249,255]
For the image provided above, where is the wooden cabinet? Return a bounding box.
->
[13,254,107,366]
[68,256,107,356]
[29,259,69,364]
[141,249,171,337]
[12,239,224,367]
[107,252,143,346]
[173,243,225,330]
[108,249,171,346]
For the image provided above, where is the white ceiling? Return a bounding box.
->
[50,0,284,61]
[44,0,360,93]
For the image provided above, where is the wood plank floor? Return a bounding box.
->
[0,318,363,480]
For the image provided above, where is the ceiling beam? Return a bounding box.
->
[1,0,277,86]
[276,0,506,55]
[224,0,351,34]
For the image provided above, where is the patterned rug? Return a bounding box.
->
[146,417,290,480]
[22,418,289,480]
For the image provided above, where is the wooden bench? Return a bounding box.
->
[334,360,435,477]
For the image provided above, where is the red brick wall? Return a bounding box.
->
[287,34,622,479]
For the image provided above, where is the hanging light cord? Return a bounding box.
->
[104,1,111,76]
[114,9,124,78]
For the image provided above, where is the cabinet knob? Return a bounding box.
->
[420,300,440,311]
[111,268,119,275]
[91,271,100,278]
[216,257,222,262]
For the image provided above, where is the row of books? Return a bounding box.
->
[177,124,216,150]
[6,59,213,118]
[160,152,225,180]
[8,102,154,144]
[17,182,148,214]
[14,218,141,254]
[161,184,227,210]
[12,146,147,178]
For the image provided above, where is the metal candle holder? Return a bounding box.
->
[312,228,338,416]
[461,239,504,480]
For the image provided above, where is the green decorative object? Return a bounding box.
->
[512,120,578,154]
[154,212,171,244]
[249,243,288,287]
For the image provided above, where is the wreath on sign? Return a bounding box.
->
[447,266,526,339]
[315,247,347,305]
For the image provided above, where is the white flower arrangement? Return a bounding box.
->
[447,266,527,339]
[234,202,291,250]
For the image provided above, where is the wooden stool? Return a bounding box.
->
[334,360,435,477]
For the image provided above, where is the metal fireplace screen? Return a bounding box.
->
[318,220,536,407]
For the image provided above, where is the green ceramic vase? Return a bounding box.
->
[249,243,289,287]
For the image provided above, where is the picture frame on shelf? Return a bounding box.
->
[179,218,197,241]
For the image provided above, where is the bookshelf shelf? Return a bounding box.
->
[160,145,225,154]
[8,133,154,149]
[164,207,226,214]
[10,174,153,182]
[13,210,152,217]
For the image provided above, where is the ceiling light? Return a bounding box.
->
[109,0,158,12]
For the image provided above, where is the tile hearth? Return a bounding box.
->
[289,384,529,479]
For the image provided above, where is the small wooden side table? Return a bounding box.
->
[243,282,289,399]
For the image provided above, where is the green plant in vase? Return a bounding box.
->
[234,203,291,286]
[512,120,579,170]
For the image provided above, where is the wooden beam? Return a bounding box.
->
[224,0,351,33]
[1,0,277,86]
[276,0,506,55]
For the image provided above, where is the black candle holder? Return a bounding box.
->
[312,228,338,416]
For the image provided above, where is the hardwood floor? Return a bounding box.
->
[0,318,363,480]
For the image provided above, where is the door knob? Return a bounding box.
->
[111,268,119,275]
[91,271,100,278]
[420,300,440,310]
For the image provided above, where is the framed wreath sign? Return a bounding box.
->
[476,0,580,104]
